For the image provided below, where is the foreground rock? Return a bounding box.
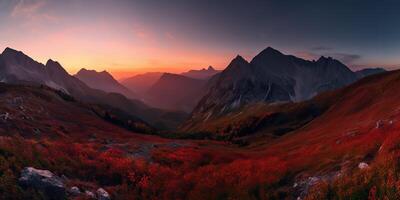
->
[69,186,81,196]
[358,162,369,169]
[18,167,112,199]
[18,167,66,199]
[96,188,111,200]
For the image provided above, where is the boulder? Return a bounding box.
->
[19,167,66,199]
[69,186,81,196]
[96,188,111,200]
[358,162,369,169]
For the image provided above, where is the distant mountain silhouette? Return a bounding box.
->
[355,67,386,79]
[145,73,207,112]
[121,72,164,97]
[181,66,221,80]
[75,68,136,99]
[121,66,220,103]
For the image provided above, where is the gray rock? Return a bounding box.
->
[358,162,369,169]
[85,190,96,198]
[69,186,81,196]
[96,188,111,200]
[293,172,341,198]
[18,167,66,199]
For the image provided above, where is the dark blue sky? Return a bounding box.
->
[131,0,400,69]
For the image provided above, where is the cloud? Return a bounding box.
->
[330,53,361,64]
[296,51,361,65]
[305,46,362,64]
[12,0,44,17]
[130,23,158,45]
[311,46,333,51]
[295,51,320,61]
[11,0,58,23]
[165,32,175,40]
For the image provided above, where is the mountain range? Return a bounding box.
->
[120,66,219,98]
[0,47,187,129]
[184,47,385,130]
[0,46,396,199]
[0,46,385,132]
[0,47,88,97]
[121,68,219,112]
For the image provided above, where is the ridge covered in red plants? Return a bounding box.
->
[2,70,400,199]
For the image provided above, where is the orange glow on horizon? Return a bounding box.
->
[0,43,229,80]
[0,2,233,80]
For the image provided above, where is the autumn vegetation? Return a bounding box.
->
[2,71,400,199]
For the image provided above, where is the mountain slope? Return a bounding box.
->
[145,73,207,112]
[182,68,393,142]
[242,69,400,199]
[179,69,400,198]
[181,66,221,80]
[75,68,136,99]
[0,83,157,139]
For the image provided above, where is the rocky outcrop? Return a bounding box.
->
[18,167,66,199]
[18,167,112,200]
[69,186,81,196]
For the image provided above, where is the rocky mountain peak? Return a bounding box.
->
[46,59,69,76]
[316,56,334,63]
[231,55,248,64]
[223,55,251,75]
[256,47,284,58]
[2,47,21,55]
[1,47,34,63]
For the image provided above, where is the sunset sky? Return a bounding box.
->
[1,0,400,79]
